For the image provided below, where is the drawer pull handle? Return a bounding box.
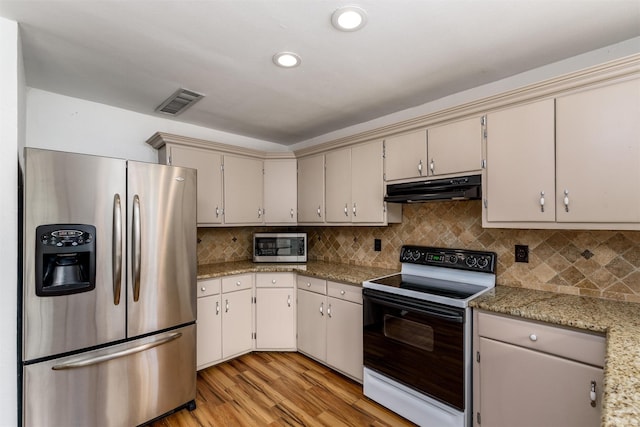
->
[590,381,597,407]
[216,301,220,315]
[529,334,537,342]
[287,295,291,307]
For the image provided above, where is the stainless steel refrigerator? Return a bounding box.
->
[21,148,197,427]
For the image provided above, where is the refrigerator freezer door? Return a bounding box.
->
[23,324,196,427]
[23,148,127,361]
[126,161,197,338]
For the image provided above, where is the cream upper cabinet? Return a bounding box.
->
[384,129,427,181]
[223,155,264,224]
[427,117,482,176]
[325,147,352,223]
[263,159,297,224]
[165,145,224,225]
[484,99,556,223]
[556,78,640,223]
[484,78,640,229]
[326,140,386,224]
[352,141,385,223]
[297,154,325,223]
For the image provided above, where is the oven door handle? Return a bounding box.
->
[363,289,464,323]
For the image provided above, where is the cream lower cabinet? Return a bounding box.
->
[296,276,363,382]
[196,278,222,370]
[255,273,296,350]
[221,274,254,359]
[473,310,605,427]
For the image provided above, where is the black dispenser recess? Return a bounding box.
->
[35,224,96,296]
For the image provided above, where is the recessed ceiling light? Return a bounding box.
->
[273,52,302,68]
[331,6,367,32]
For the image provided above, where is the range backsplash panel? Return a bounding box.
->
[197,201,640,303]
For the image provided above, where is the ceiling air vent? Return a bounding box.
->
[155,88,204,115]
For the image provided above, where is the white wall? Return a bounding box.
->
[0,16,22,427]
[26,89,290,162]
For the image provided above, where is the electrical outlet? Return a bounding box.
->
[374,239,382,252]
[515,245,529,263]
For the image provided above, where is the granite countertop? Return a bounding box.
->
[470,286,640,427]
[197,260,398,286]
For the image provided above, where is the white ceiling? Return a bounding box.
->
[1,1,639,146]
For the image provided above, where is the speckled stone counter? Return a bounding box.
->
[197,260,398,287]
[470,286,640,427]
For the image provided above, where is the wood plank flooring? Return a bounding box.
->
[148,352,417,426]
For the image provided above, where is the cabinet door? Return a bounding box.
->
[297,154,325,223]
[221,288,253,359]
[478,337,603,427]
[223,155,263,224]
[169,145,223,224]
[352,140,384,223]
[556,78,640,223]
[325,147,352,223]
[196,294,221,369]
[384,129,427,181]
[485,99,556,222]
[264,159,297,224]
[296,289,326,361]
[326,297,363,381]
[256,288,296,349]
[428,117,482,176]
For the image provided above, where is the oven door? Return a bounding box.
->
[363,288,465,411]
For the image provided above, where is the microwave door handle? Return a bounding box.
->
[132,194,141,302]
[112,194,122,305]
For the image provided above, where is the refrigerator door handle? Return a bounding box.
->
[132,194,141,302]
[52,332,183,370]
[112,194,122,305]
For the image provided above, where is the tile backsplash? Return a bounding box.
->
[198,201,640,303]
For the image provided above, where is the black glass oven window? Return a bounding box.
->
[364,290,466,410]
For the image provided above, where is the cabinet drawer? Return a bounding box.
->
[256,272,295,288]
[296,275,326,294]
[222,274,253,293]
[327,281,362,304]
[197,278,221,298]
[477,311,605,367]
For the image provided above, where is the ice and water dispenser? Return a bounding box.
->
[35,224,96,296]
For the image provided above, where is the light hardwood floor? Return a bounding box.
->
[148,351,416,426]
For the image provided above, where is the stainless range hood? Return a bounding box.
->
[384,174,481,203]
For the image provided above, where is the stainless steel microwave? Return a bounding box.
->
[253,233,307,263]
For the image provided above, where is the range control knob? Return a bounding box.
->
[465,256,478,267]
[477,257,490,269]
[447,255,458,264]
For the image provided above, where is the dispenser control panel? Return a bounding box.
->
[40,229,93,247]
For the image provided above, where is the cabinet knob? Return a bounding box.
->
[200,286,206,292]
[306,282,311,287]
[272,279,277,284]
[529,334,538,342]
[340,290,345,295]
[236,281,241,286]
